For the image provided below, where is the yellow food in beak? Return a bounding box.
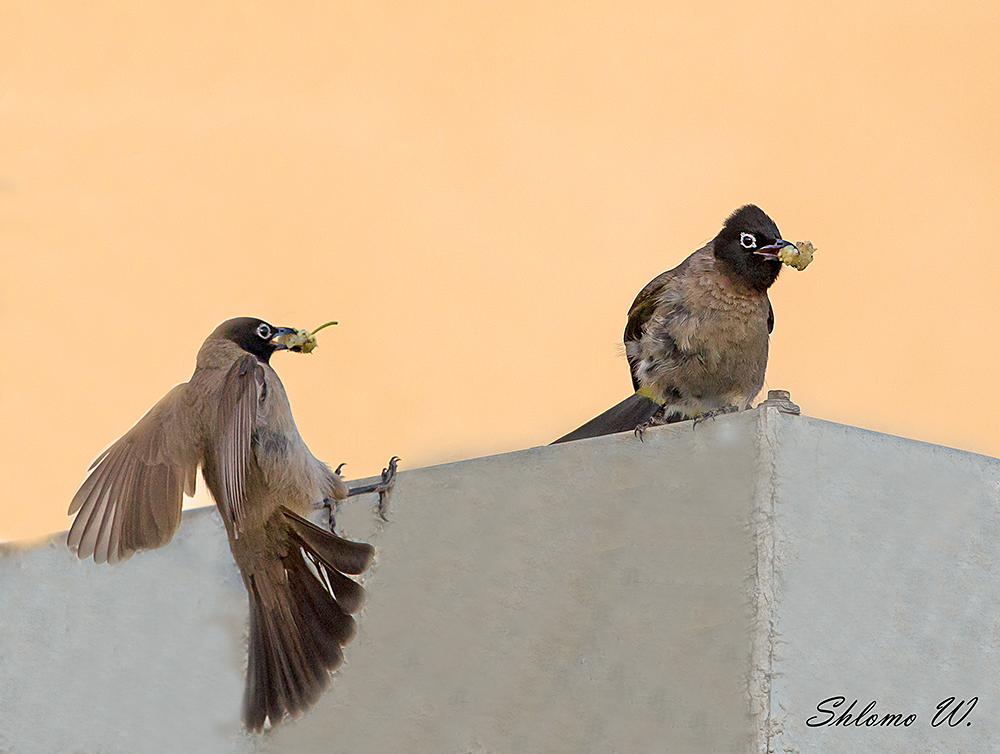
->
[778,241,816,271]
[276,329,319,353]
[273,320,337,354]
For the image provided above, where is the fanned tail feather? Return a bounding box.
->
[243,509,375,732]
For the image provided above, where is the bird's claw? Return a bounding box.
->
[335,462,347,475]
[375,456,400,521]
[634,421,651,442]
[345,456,400,522]
[692,406,739,428]
[321,497,337,532]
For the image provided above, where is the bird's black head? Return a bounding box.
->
[712,205,791,292]
[216,317,295,364]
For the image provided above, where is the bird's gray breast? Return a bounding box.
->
[251,371,298,464]
[252,428,291,457]
[641,281,770,405]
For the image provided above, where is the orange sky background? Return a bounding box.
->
[2,1,999,542]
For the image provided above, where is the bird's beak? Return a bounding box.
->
[269,327,298,351]
[754,238,794,261]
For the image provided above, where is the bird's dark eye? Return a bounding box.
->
[256,323,272,340]
[740,232,757,249]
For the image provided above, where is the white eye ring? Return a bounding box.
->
[740,232,757,249]
[256,323,272,340]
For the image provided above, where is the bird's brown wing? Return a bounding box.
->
[68,383,199,564]
[214,353,265,534]
[624,267,681,391]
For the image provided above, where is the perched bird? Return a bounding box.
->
[67,317,381,731]
[554,205,794,443]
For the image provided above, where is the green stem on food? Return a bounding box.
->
[310,321,338,335]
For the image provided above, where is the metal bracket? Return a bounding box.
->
[757,389,801,415]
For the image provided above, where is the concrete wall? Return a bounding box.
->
[2,402,998,753]
[765,414,1000,753]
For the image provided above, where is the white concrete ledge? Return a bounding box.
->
[2,405,999,753]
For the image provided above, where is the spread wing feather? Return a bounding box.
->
[67,384,198,564]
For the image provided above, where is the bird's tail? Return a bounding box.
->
[243,507,375,732]
[551,391,664,444]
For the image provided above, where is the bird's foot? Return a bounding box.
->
[633,405,674,441]
[347,456,400,521]
[320,497,339,532]
[692,406,739,427]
